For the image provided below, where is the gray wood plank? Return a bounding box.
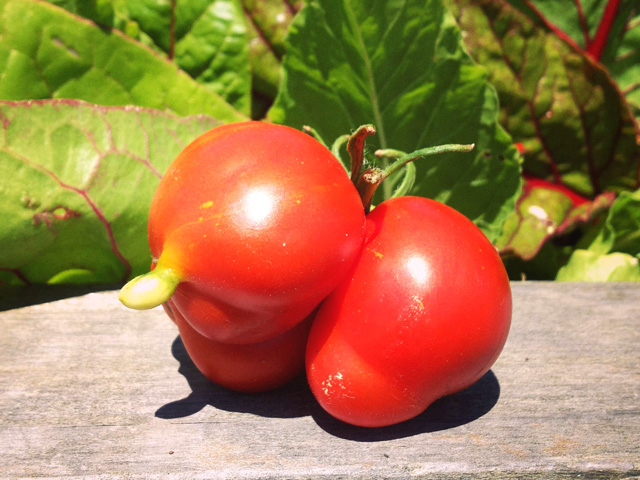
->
[0,282,638,479]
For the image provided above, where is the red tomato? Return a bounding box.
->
[164,300,312,393]
[147,121,365,344]
[306,196,512,427]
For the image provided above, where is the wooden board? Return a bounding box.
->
[0,282,638,479]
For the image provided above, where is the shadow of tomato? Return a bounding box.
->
[155,335,501,441]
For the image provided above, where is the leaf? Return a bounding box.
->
[556,250,640,281]
[241,0,303,99]
[0,0,247,122]
[555,187,640,281]
[268,0,522,243]
[447,0,640,197]
[507,0,610,50]
[125,0,253,115]
[507,1,640,115]
[581,187,640,255]
[606,10,640,116]
[496,180,615,260]
[0,99,221,287]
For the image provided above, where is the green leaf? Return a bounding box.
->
[555,188,640,281]
[268,0,521,243]
[606,11,640,116]
[447,0,640,197]
[241,0,303,100]
[125,0,253,116]
[0,99,221,287]
[0,0,246,122]
[582,188,640,255]
[507,0,609,49]
[507,1,640,116]
[556,250,640,281]
[497,184,615,260]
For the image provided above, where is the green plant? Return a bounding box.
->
[0,0,637,292]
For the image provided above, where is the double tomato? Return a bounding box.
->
[120,121,512,427]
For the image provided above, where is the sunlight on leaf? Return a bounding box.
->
[269,0,521,242]
[0,100,221,287]
[0,0,246,121]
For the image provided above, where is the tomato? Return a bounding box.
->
[163,300,313,393]
[306,196,512,427]
[123,121,366,346]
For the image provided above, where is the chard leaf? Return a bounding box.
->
[241,0,303,100]
[269,0,521,243]
[497,180,615,260]
[447,0,640,197]
[582,188,640,255]
[0,100,221,287]
[507,0,640,115]
[124,0,253,115]
[556,250,640,281]
[0,0,246,122]
[556,188,640,281]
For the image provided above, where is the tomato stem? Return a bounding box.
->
[357,143,475,213]
[355,167,386,214]
[347,125,376,183]
[119,266,181,310]
[382,144,475,178]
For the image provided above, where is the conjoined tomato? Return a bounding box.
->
[163,300,314,393]
[120,121,365,391]
[306,196,512,427]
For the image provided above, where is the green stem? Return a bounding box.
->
[330,134,350,174]
[302,125,328,148]
[356,143,475,213]
[383,143,475,179]
[390,162,416,199]
[119,266,182,310]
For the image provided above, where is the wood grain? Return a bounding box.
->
[0,282,638,479]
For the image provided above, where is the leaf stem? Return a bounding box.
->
[356,143,475,213]
[302,125,328,147]
[588,0,620,61]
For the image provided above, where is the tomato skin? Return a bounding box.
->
[164,300,313,393]
[148,121,365,344]
[306,196,512,428]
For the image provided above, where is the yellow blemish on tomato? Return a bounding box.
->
[198,216,203,222]
[200,200,213,209]
[372,250,384,259]
[413,295,425,311]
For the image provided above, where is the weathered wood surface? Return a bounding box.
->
[0,282,638,479]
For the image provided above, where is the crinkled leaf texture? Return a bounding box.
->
[241,0,304,99]
[447,0,640,197]
[497,183,615,260]
[507,0,640,116]
[117,0,253,116]
[557,188,640,281]
[268,0,521,243]
[0,0,246,122]
[0,100,221,287]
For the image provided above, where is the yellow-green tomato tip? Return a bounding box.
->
[118,269,179,310]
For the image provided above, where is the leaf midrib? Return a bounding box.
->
[343,1,387,149]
